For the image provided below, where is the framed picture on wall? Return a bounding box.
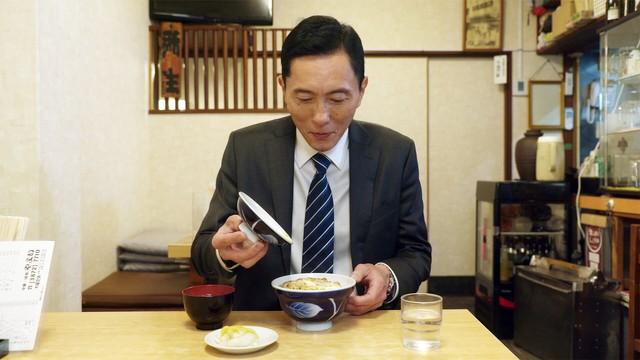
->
[463,0,503,51]
[528,80,565,129]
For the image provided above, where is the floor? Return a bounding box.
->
[443,295,540,360]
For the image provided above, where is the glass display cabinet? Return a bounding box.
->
[600,13,640,194]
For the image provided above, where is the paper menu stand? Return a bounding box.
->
[0,241,55,352]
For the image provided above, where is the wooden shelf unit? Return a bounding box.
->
[537,15,606,55]
[631,223,640,358]
[579,194,640,359]
[537,11,640,55]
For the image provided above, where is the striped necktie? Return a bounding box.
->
[301,153,335,273]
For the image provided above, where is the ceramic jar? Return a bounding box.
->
[515,130,542,181]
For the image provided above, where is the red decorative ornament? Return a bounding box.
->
[532,6,547,17]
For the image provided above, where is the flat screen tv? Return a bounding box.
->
[150,0,273,25]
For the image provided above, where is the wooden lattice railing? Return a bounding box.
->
[149,24,291,113]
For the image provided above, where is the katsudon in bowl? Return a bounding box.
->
[271,273,356,331]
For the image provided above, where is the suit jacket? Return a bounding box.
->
[191,116,431,310]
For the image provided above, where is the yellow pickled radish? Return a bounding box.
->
[219,325,259,347]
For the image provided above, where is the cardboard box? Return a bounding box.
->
[552,1,576,37]
[575,0,593,12]
[571,0,594,24]
[571,10,594,25]
[593,0,606,17]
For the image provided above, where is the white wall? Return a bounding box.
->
[0,0,39,238]
[428,58,505,276]
[36,0,150,310]
[1,0,557,310]
[148,114,276,230]
[274,0,463,50]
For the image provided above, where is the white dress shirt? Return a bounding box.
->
[291,129,399,303]
[291,129,352,275]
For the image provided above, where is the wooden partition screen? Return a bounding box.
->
[149,25,291,113]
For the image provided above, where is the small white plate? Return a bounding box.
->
[205,326,278,354]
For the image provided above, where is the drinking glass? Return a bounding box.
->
[613,154,631,186]
[401,293,443,351]
[619,47,634,76]
[631,158,640,188]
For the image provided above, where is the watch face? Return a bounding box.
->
[384,274,394,296]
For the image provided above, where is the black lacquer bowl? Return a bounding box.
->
[182,284,234,330]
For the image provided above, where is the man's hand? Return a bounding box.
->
[346,263,391,315]
[212,215,268,268]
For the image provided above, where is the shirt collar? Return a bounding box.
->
[294,129,349,171]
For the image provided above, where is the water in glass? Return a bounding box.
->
[401,308,441,351]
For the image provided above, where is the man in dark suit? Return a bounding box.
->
[191,15,431,314]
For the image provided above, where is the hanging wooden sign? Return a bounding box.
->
[160,22,182,98]
[463,0,503,51]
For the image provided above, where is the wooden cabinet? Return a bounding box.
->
[579,194,640,358]
[631,223,640,358]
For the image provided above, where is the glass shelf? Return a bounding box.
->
[500,231,564,236]
[619,73,640,85]
[607,127,640,135]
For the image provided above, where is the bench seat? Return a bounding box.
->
[82,271,191,311]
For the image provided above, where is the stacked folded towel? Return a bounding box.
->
[117,229,191,272]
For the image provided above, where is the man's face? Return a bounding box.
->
[279,50,367,152]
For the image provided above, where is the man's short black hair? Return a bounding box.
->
[281,15,365,86]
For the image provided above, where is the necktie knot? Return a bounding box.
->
[312,153,331,175]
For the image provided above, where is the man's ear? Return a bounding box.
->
[355,76,368,107]
[278,75,289,111]
[277,75,285,90]
[360,76,368,93]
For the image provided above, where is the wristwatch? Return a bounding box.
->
[386,271,396,298]
[376,262,396,301]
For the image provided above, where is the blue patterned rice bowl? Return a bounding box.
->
[271,273,356,332]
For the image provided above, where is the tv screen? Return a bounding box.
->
[150,0,273,25]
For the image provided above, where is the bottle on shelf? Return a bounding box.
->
[623,0,636,16]
[525,237,533,257]
[543,236,552,256]
[508,237,516,263]
[500,237,512,284]
[608,0,621,20]
[533,237,542,256]
[522,235,533,265]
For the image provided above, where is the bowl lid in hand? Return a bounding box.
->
[237,192,293,246]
